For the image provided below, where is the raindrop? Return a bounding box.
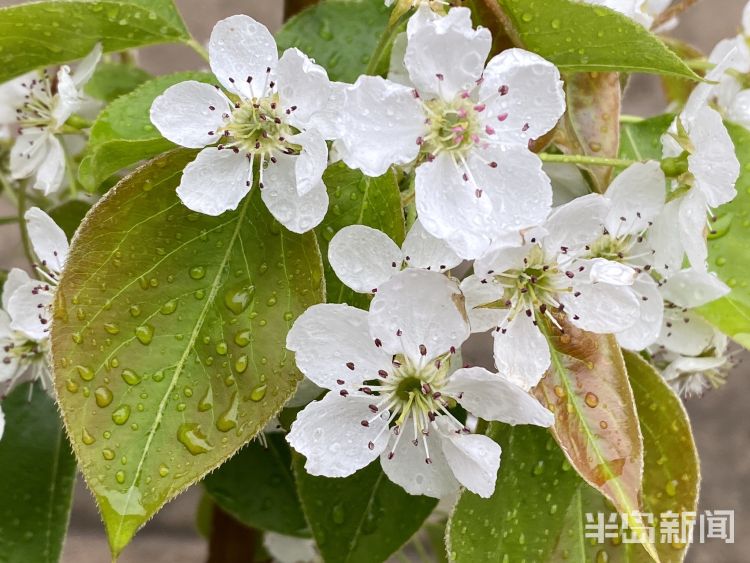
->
[95,386,113,408]
[250,384,267,402]
[121,369,141,386]
[112,405,131,425]
[77,365,95,381]
[82,428,96,445]
[177,423,213,455]
[190,266,206,280]
[224,284,255,315]
[104,323,120,335]
[234,330,251,347]
[135,324,155,345]
[216,392,239,432]
[198,387,213,412]
[584,392,599,408]
[160,299,178,315]
[102,448,115,461]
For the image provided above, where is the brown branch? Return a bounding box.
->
[207,506,269,563]
[653,0,701,29]
[284,0,320,20]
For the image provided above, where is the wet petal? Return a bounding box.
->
[10,129,49,180]
[604,161,666,235]
[209,15,278,98]
[401,220,462,273]
[150,81,231,148]
[290,129,328,196]
[460,275,505,333]
[479,48,565,144]
[492,311,550,390]
[176,147,252,216]
[286,303,392,391]
[338,76,424,177]
[328,225,402,293]
[562,280,640,334]
[659,268,730,309]
[32,134,66,195]
[8,280,53,341]
[615,275,663,351]
[656,309,716,356]
[287,393,389,478]
[438,427,501,499]
[261,153,328,233]
[2,268,32,311]
[445,367,554,426]
[677,188,709,272]
[25,207,69,273]
[368,269,469,363]
[542,194,608,258]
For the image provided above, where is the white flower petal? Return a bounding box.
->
[727,89,750,130]
[615,275,663,351]
[563,280,640,334]
[0,405,4,441]
[587,258,637,286]
[677,188,708,272]
[438,428,501,499]
[688,106,739,208]
[274,48,334,134]
[261,153,328,233]
[71,43,103,87]
[10,129,49,180]
[471,146,553,236]
[209,15,278,98]
[493,311,550,390]
[0,72,35,125]
[479,48,565,144]
[150,81,231,149]
[404,6,491,99]
[380,423,459,498]
[415,153,494,260]
[2,268,32,311]
[646,198,685,276]
[473,244,529,277]
[460,275,504,333]
[263,532,318,563]
[445,367,554,426]
[328,225,402,293]
[53,66,82,125]
[25,207,69,273]
[287,393,389,478]
[8,280,53,341]
[387,32,411,87]
[368,269,469,362]
[338,76,423,177]
[176,148,252,216]
[604,161,666,235]
[657,309,716,356]
[542,194,608,258]
[401,220,462,273]
[291,129,328,196]
[286,303,392,391]
[659,268,730,309]
[32,134,66,195]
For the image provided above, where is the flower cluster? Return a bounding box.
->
[0,0,745,505]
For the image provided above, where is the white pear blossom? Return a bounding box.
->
[461,194,641,389]
[150,15,340,232]
[0,207,69,393]
[656,59,740,273]
[2,45,101,195]
[263,532,319,563]
[286,269,553,498]
[650,268,732,398]
[327,220,462,293]
[335,6,565,258]
[586,162,666,350]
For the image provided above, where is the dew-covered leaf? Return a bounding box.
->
[85,62,152,103]
[448,353,697,563]
[276,0,391,82]
[698,122,750,349]
[619,114,673,162]
[316,163,405,309]
[78,71,214,192]
[555,72,621,192]
[0,0,189,83]
[51,149,324,556]
[203,433,309,537]
[493,0,698,79]
[0,382,77,563]
[293,455,437,563]
[533,318,653,555]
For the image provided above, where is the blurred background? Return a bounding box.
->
[0,0,747,561]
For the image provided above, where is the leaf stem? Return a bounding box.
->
[365,13,408,76]
[539,153,637,168]
[619,114,644,124]
[186,38,209,63]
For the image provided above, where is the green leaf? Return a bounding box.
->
[555,71,622,192]
[0,382,77,563]
[493,0,698,79]
[78,71,214,191]
[698,122,750,349]
[85,62,152,102]
[276,0,391,82]
[0,0,189,83]
[293,455,437,563]
[316,163,405,309]
[203,433,309,537]
[533,318,654,557]
[448,353,698,562]
[619,114,673,162]
[51,149,325,556]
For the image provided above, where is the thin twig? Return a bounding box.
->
[653,0,701,29]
